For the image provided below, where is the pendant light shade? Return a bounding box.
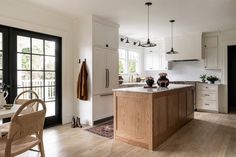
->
[166,20,178,54]
[141,2,156,47]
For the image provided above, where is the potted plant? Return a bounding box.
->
[200,74,207,83]
[206,75,219,84]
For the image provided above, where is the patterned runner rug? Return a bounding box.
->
[86,120,113,139]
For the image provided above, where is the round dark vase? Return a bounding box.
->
[210,80,215,84]
[157,75,169,87]
[146,79,154,87]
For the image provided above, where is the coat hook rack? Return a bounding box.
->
[78,58,86,64]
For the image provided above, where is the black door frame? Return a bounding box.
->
[0,25,62,127]
[227,45,236,113]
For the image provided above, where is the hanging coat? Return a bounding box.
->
[77,61,88,100]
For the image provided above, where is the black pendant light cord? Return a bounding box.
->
[166,20,178,54]
[142,2,156,47]
[171,21,173,49]
[147,4,150,39]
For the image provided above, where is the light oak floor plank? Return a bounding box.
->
[17,112,236,157]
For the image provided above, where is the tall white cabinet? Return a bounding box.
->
[74,15,119,125]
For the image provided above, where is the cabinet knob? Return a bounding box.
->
[204,104,210,106]
[106,44,109,47]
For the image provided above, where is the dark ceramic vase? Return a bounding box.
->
[157,73,169,87]
[210,81,215,84]
[146,79,154,87]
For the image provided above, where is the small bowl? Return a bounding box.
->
[3,105,13,110]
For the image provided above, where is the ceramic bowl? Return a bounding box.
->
[3,104,13,110]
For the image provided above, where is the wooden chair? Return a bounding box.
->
[14,90,39,114]
[0,99,46,157]
[0,90,39,136]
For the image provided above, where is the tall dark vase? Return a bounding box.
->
[157,73,169,87]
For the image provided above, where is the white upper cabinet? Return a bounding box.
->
[203,32,221,69]
[165,33,202,61]
[93,20,119,50]
[144,47,168,71]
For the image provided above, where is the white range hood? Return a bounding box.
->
[165,33,202,61]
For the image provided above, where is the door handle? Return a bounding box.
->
[105,69,109,88]
[107,69,109,88]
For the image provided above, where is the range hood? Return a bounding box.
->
[165,33,202,61]
[170,59,200,62]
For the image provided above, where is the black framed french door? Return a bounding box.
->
[0,25,62,127]
[0,26,10,100]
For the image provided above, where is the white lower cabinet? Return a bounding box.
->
[93,95,113,121]
[196,83,222,112]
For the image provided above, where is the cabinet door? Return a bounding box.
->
[144,52,153,70]
[152,53,162,70]
[94,21,119,50]
[94,22,106,48]
[106,50,119,91]
[205,47,218,69]
[204,35,219,69]
[93,48,106,95]
[105,25,119,49]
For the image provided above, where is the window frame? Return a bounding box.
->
[119,47,140,74]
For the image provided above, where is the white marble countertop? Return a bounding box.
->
[113,84,194,94]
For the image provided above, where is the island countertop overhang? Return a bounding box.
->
[113,84,194,94]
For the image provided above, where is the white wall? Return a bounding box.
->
[145,60,222,82]
[0,0,74,124]
[72,16,93,125]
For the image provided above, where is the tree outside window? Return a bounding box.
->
[119,49,138,74]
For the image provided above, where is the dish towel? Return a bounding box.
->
[77,61,88,100]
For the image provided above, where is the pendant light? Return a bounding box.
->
[166,20,178,54]
[141,2,156,47]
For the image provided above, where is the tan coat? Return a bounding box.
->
[77,61,88,100]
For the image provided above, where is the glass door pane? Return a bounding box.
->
[16,35,57,118]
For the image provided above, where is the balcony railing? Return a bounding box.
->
[18,79,55,101]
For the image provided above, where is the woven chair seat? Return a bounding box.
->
[0,123,10,137]
[0,136,40,156]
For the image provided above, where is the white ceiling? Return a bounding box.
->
[17,0,236,40]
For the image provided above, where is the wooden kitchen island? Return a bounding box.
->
[113,85,195,150]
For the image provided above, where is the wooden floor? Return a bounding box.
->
[19,112,236,157]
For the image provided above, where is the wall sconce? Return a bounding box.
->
[133,41,142,47]
[120,37,130,43]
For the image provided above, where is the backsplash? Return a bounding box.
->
[144,60,222,83]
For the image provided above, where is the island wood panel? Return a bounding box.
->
[187,89,194,119]
[179,91,187,124]
[167,93,179,128]
[114,86,195,150]
[114,92,152,149]
[153,95,169,148]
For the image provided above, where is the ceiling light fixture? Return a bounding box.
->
[120,37,130,44]
[141,1,156,47]
[133,41,142,47]
[166,20,178,54]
